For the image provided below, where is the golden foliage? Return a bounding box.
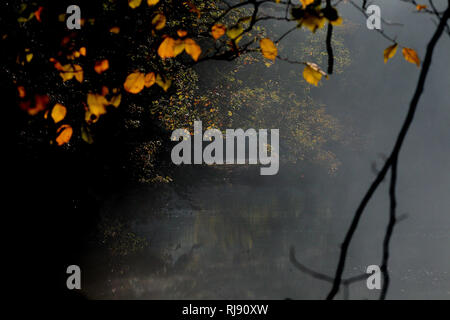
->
[144,72,156,88]
[124,72,146,94]
[128,0,142,9]
[51,104,67,123]
[383,43,398,63]
[402,47,420,67]
[94,59,109,74]
[260,38,278,61]
[152,13,166,30]
[184,38,202,61]
[303,62,327,86]
[56,124,73,146]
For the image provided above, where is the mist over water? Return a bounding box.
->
[84,2,450,299]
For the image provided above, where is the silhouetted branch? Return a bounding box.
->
[326,1,450,300]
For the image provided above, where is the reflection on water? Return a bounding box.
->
[83,167,450,300]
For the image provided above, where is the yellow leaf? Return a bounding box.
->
[260,38,277,61]
[51,104,67,123]
[56,125,73,146]
[156,74,171,92]
[94,59,109,74]
[152,13,166,30]
[73,64,83,82]
[174,39,185,56]
[26,53,33,62]
[402,47,420,67]
[148,0,160,5]
[124,72,146,94]
[300,0,314,8]
[128,0,142,9]
[228,111,232,116]
[226,25,243,40]
[184,38,201,61]
[86,93,109,121]
[383,43,398,63]
[109,94,122,108]
[211,24,226,40]
[303,63,327,86]
[144,72,156,87]
[331,16,343,26]
[59,64,83,82]
[79,47,87,56]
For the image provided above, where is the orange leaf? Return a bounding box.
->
[17,86,26,98]
[124,72,146,94]
[152,13,166,30]
[94,59,109,74]
[144,72,156,87]
[177,30,188,37]
[109,27,120,34]
[79,47,87,56]
[35,6,44,22]
[56,125,73,146]
[211,24,226,40]
[416,4,427,11]
[184,38,201,61]
[402,47,420,67]
[157,37,184,59]
[260,38,277,61]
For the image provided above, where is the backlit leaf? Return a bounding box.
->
[124,72,146,94]
[94,59,109,74]
[56,125,73,146]
[152,13,166,30]
[383,43,398,63]
[144,72,156,87]
[303,62,327,86]
[300,0,314,8]
[128,0,142,9]
[402,47,420,67]
[184,38,201,61]
[51,104,67,123]
[260,38,277,61]
[156,74,171,92]
[148,0,160,6]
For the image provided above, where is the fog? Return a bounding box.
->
[83,1,450,299]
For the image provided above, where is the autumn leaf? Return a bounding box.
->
[152,13,166,30]
[303,62,327,86]
[17,86,26,98]
[79,47,87,56]
[128,0,142,9]
[56,124,73,146]
[124,72,146,94]
[211,24,226,40]
[383,43,398,63]
[184,38,201,61]
[109,94,122,108]
[51,104,67,123]
[59,64,83,82]
[35,6,44,22]
[109,26,120,34]
[156,74,171,92]
[260,38,277,61]
[416,4,427,11]
[226,25,243,41]
[144,72,156,87]
[300,0,314,8]
[94,59,109,74]
[402,47,420,67]
[158,37,176,58]
[177,30,188,37]
[148,0,160,6]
